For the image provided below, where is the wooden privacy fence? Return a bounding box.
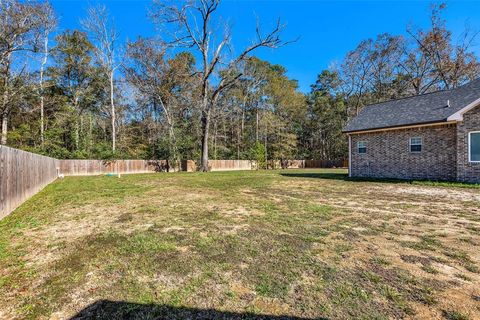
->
[0,146,59,219]
[183,159,348,171]
[59,159,172,176]
[304,159,348,168]
[266,159,348,169]
[0,145,348,219]
[181,160,257,172]
[209,160,256,171]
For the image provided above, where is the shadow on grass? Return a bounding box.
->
[281,172,407,184]
[280,172,480,188]
[280,172,349,181]
[281,172,425,184]
[70,300,328,320]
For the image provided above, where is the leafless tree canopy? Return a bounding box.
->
[150,0,290,171]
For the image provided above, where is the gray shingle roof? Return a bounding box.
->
[343,78,480,133]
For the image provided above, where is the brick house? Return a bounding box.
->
[343,79,480,183]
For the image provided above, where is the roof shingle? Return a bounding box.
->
[343,78,480,133]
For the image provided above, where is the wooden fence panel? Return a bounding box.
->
[182,159,346,171]
[208,160,255,171]
[268,160,305,169]
[58,159,170,176]
[0,146,59,219]
[0,145,348,220]
[304,160,347,168]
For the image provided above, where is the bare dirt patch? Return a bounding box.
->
[1,170,479,320]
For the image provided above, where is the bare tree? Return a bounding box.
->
[369,34,404,100]
[82,5,120,152]
[0,0,49,145]
[124,39,196,169]
[398,35,438,95]
[237,60,267,143]
[151,0,289,171]
[36,2,56,146]
[340,40,374,117]
[407,3,479,91]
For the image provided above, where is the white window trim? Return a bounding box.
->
[409,137,422,153]
[357,141,367,154]
[468,131,480,163]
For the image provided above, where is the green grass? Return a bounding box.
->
[443,310,470,320]
[0,169,479,319]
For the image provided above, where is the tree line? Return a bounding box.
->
[1,0,478,170]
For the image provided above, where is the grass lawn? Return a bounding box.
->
[0,169,479,320]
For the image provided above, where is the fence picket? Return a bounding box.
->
[0,146,59,219]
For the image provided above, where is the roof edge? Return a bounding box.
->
[359,78,479,111]
[447,97,480,121]
[343,120,456,135]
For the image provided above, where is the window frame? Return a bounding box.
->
[357,141,367,154]
[409,137,423,153]
[468,131,480,163]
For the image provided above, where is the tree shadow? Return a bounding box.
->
[280,172,415,185]
[281,172,480,188]
[280,172,349,181]
[70,300,328,320]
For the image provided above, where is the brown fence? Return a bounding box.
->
[181,160,256,172]
[209,160,256,171]
[305,160,348,168]
[0,146,59,219]
[267,159,347,169]
[0,145,348,220]
[183,159,347,171]
[59,159,171,176]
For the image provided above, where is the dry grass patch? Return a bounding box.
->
[0,169,479,319]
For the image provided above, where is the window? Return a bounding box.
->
[469,132,480,162]
[410,137,422,153]
[357,141,367,154]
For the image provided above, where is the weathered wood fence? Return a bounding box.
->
[304,160,348,168]
[0,145,348,219]
[59,159,172,176]
[57,159,348,175]
[182,159,348,171]
[267,159,348,169]
[0,146,59,219]
[209,160,256,171]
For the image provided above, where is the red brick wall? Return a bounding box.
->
[457,105,480,183]
[350,124,457,181]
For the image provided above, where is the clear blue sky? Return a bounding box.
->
[51,0,480,92]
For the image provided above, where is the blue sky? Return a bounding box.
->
[51,0,480,92]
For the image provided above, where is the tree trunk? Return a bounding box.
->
[200,109,210,172]
[110,71,116,152]
[1,53,11,146]
[40,95,45,145]
[1,113,7,145]
[75,119,80,151]
[157,97,178,171]
[237,112,241,159]
[213,118,217,160]
[88,113,93,152]
[264,121,268,169]
[255,109,259,142]
[39,34,49,146]
[240,108,245,158]
[168,123,179,171]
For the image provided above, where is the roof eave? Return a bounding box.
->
[447,97,480,121]
[343,120,456,135]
